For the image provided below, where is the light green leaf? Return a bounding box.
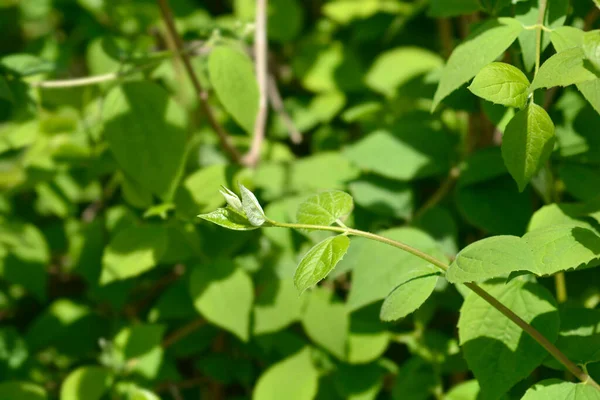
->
[198,208,259,231]
[219,186,243,214]
[365,47,443,97]
[175,164,231,218]
[458,279,559,398]
[253,347,318,400]
[100,225,168,285]
[347,312,391,364]
[208,46,259,134]
[294,235,350,293]
[0,382,47,400]
[446,235,535,283]
[501,103,555,192]
[444,380,481,400]
[521,380,600,400]
[432,17,523,110]
[296,190,353,226]
[60,366,112,400]
[239,183,266,226]
[253,279,304,335]
[301,288,348,359]
[0,53,54,77]
[380,269,439,321]
[189,260,253,341]
[113,324,166,379]
[349,176,413,220]
[522,224,600,276]
[583,31,600,72]
[347,228,446,311]
[103,82,187,200]
[468,62,530,108]
[530,47,598,91]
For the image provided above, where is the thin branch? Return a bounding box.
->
[162,317,206,348]
[156,0,242,163]
[242,0,269,167]
[436,18,454,58]
[268,219,600,390]
[267,73,302,144]
[534,0,548,76]
[412,166,460,221]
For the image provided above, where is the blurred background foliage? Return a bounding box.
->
[0,0,600,399]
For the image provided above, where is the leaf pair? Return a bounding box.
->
[198,183,267,230]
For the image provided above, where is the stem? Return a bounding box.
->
[412,166,460,221]
[157,0,243,163]
[267,73,302,144]
[534,0,548,76]
[242,0,268,167]
[554,271,568,303]
[269,220,600,390]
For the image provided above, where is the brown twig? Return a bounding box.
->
[267,73,302,144]
[242,0,269,167]
[162,317,206,348]
[436,18,454,58]
[156,0,242,163]
[412,166,460,221]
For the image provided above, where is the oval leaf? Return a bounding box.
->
[468,62,530,108]
[446,235,536,283]
[208,46,259,134]
[296,190,353,226]
[380,270,439,321]
[294,235,350,293]
[432,17,524,110]
[530,47,598,91]
[521,380,600,400]
[198,208,259,231]
[458,279,559,398]
[239,184,266,226]
[60,366,112,400]
[501,103,555,192]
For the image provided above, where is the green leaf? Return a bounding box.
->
[501,103,555,192]
[428,0,481,17]
[253,347,318,400]
[296,190,353,226]
[0,327,28,373]
[458,279,559,398]
[100,225,167,285]
[347,310,391,364]
[219,186,243,214]
[113,324,165,379]
[432,17,523,110]
[365,47,443,97]
[239,183,267,226]
[208,46,259,134]
[0,54,54,77]
[301,288,348,359]
[468,62,530,108]
[530,47,599,91]
[0,382,47,400]
[380,269,439,321]
[347,228,446,311]
[444,380,481,400]
[60,366,112,400]
[189,260,253,341]
[522,224,600,275]
[349,176,413,220]
[333,362,387,400]
[446,235,536,283]
[198,208,259,231]
[103,82,187,200]
[521,380,600,400]
[583,31,600,72]
[392,357,437,400]
[294,235,350,293]
[554,308,600,365]
[253,279,304,335]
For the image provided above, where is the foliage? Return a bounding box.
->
[1,0,600,399]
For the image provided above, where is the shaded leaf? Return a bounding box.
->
[0,382,47,400]
[60,366,112,400]
[521,379,600,400]
[380,270,439,321]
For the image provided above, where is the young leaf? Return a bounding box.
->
[468,62,530,108]
[239,184,267,226]
[198,208,260,231]
[189,260,253,342]
[208,46,259,134]
[60,366,112,400]
[459,279,559,398]
[432,17,524,110]
[253,347,318,400]
[521,380,600,400]
[219,186,243,213]
[446,235,536,283]
[294,235,350,293]
[583,30,600,72]
[522,224,600,276]
[296,190,353,226]
[501,103,555,192]
[380,269,439,321]
[530,47,598,91]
